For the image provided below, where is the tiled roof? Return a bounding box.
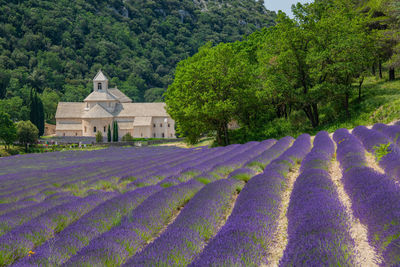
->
[115,103,168,117]
[55,103,85,119]
[82,104,114,118]
[133,117,152,126]
[108,88,132,103]
[84,91,117,102]
[118,121,134,129]
[93,70,108,81]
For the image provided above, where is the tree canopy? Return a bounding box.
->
[0,112,17,150]
[16,120,38,152]
[166,0,393,145]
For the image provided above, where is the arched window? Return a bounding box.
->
[104,126,106,132]
[162,133,165,138]
[94,126,97,133]
[98,83,102,90]
[153,124,156,128]
[168,123,170,128]
[154,133,156,138]
[159,123,162,127]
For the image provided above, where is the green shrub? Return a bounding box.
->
[122,133,134,142]
[95,131,103,143]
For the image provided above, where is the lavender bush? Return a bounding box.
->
[0,192,116,265]
[334,129,400,266]
[63,180,204,267]
[124,179,244,266]
[281,131,355,266]
[15,186,161,266]
[190,134,311,266]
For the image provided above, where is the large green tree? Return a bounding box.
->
[257,0,374,127]
[40,88,60,123]
[16,120,38,152]
[166,42,258,145]
[0,112,16,150]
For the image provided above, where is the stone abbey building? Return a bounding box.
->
[55,71,176,139]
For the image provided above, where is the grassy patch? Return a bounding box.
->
[195,177,211,185]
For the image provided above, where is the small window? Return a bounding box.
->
[141,133,143,137]
[98,83,102,90]
[160,123,162,127]
[162,133,165,138]
[168,123,170,128]
[75,132,77,136]
[94,126,97,133]
[153,124,156,128]
[154,133,156,138]
[63,133,65,136]
[104,126,106,132]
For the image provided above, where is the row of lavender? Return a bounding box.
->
[190,135,311,266]
[122,138,295,266]
[1,138,281,266]
[334,128,400,266]
[281,131,355,265]
[58,141,278,266]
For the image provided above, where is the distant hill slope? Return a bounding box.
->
[0,0,276,105]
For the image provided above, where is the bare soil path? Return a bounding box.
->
[263,166,301,267]
[329,143,382,266]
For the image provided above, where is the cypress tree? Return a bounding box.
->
[107,124,111,142]
[112,121,117,142]
[29,89,36,127]
[29,89,44,137]
[115,121,119,142]
[36,95,44,136]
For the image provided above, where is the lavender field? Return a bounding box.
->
[1,123,400,266]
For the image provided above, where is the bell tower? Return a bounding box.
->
[93,70,108,92]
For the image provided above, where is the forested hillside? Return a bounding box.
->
[0,0,276,122]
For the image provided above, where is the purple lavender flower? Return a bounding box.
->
[64,179,204,267]
[281,131,355,266]
[0,192,116,265]
[190,135,311,266]
[373,123,400,147]
[244,136,294,171]
[352,125,391,153]
[333,128,367,172]
[334,130,400,266]
[123,179,244,266]
[15,186,161,266]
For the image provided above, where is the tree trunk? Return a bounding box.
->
[379,61,383,79]
[372,63,376,76]
[25,143,28,153]
[223,123,229,146]
[216,128,223,146]
[312,104,319,126]
[303,105,319,128]
[359,77,364,100]
[389,68,395,81]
